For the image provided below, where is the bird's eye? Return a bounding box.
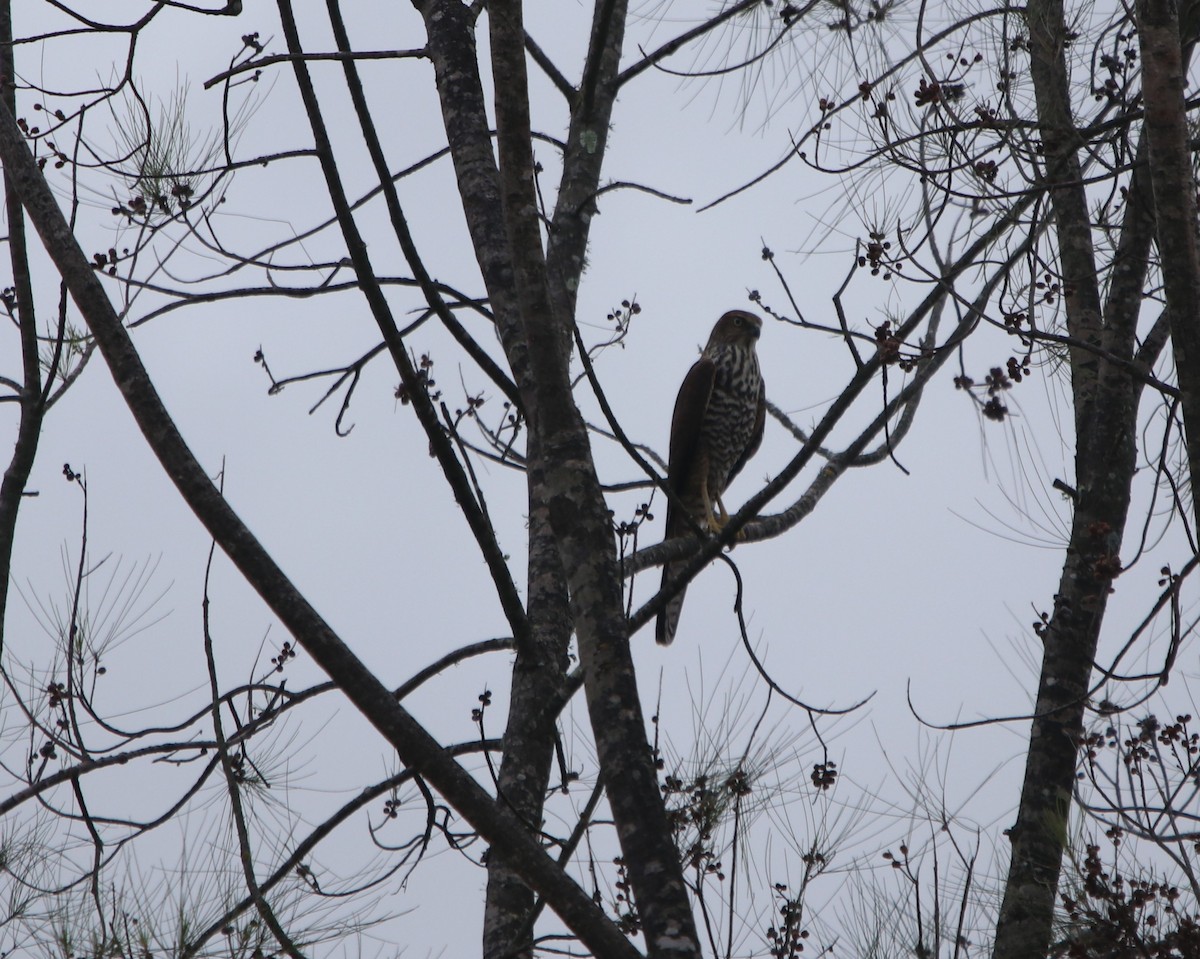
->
[733,315,743,326]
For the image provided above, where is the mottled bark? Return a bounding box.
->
[287,3,628,953]
[1137,0,1200,536]
[413,4,604,954]
[1102,137,1156,355]
[415,0,701,951]
[414,6,590,954]
[487,1,700,953]
[544,0,626,323]
[418,0,526,361]
[482,447,570,959]
[0,0,44,657]
[991,2,1145,955]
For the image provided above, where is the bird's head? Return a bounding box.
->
[707,309,762,348]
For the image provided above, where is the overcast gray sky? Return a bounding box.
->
[3,1,1196,956]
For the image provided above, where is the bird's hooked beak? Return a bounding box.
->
[739,313,762,340]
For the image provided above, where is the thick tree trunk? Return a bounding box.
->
[482,451,571,959]
[417,0,700,952]
[1137,0,1200,536]
[485,2,700,952]
[413,9,580,952]
[992,2,1147,955]
[0,0,44,657]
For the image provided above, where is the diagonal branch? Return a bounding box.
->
[276,0,529,650]
[0,80,642,959]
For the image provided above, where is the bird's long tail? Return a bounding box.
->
[656,562,686,646]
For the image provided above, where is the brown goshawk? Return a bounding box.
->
[656,310,765,646]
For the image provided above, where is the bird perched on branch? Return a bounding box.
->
[656,310,765,646]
